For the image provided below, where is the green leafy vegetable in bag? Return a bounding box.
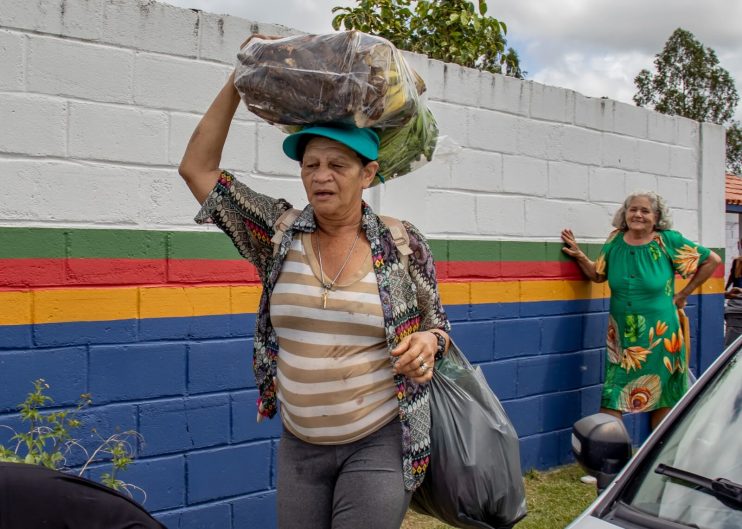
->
[374,106,438,185]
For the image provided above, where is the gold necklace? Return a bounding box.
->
[316,226,362,309]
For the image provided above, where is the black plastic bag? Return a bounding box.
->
[410,343,527,529]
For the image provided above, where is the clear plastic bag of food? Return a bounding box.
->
[235,31,425,130]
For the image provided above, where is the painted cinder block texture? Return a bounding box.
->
[0,0,726,527]
[0,0,725,242]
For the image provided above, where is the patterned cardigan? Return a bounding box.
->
[195,170,451,491]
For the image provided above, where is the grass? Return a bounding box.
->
[401,464,597,529]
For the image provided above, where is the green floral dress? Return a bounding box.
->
[595,230,710,412]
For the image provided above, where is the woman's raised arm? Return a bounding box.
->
[179,70,241,204]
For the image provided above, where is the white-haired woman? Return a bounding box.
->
[561,191,720,430]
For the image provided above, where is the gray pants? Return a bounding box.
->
[276,419,412,529]
[725,313,742,346]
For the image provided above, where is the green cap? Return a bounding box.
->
[282,124,380,163]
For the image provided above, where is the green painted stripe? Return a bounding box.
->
[0,228,66,258]
[444,240,604,262]
[0,227,723,262]
[448,240,499,262]
[0,227,240,260]
[427,239,448,261]
[502,241,536,261]
[67,229,167,259]
[168,231,242,260]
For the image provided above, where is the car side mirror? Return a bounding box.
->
[572,413,632,492]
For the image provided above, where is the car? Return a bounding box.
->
[567,335,742,529]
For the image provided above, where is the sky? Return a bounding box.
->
[162,0,742,122]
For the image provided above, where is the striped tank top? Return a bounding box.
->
[270,232,398,444]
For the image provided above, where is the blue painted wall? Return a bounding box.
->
[0,294,724,527]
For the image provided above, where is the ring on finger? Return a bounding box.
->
[419,362,429,373]
[417,355,425,368]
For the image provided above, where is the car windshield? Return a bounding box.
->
[621,350,742,528]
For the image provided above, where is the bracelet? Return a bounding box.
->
[430,330,447,361]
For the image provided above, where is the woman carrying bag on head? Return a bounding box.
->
[178,34,451,529]
[562,191,721,431]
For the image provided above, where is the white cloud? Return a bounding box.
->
[532,51,653,103]
[497,0,742,120]
[496,0,742,53]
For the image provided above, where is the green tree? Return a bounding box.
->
[728,122,742,175]
[633,28,740,173]
[331,0,524,78]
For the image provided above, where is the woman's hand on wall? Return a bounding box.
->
[560,228,605,282]
[391,331,437,384]
[561,228,585,260]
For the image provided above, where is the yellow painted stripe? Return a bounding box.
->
[0,285,263,326]
[0,277,724,326]
[34,288,139,324]
[231,286,262,314]
[0,291,32,325]
[466,277,723,305]
[677,277,725,294]
[438,281,470,305]
[470,281,520,305]
[140,286,232,319]
[519,280,609,304]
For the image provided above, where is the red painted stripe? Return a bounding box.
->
[442,261,584,280]
[0,258,725,288]
[0,259,260,288]
[442,261,725,280]
[168,259,260,284]
[0,259,67,287]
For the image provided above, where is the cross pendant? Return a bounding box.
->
[321,288,328,309]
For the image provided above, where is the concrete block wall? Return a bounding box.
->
[380,57,724,245]
[726,212,739,274]
[0,1,727,527]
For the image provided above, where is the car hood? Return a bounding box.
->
[567,513,622,529]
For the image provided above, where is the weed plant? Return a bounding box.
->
[0,379,144,499]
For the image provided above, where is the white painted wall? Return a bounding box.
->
[726,212,739,276]
[0,0,726,247]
